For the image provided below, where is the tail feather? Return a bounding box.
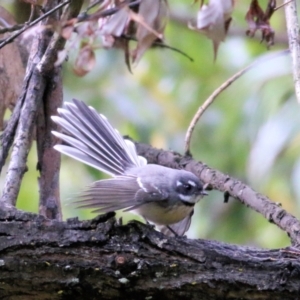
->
[59,104,130,168]
[51,99,146,176]
[53,144,108,171]
[53,139,122,176]
[69,100,141,166]
[52,113,125,175]
[65,103,130,163]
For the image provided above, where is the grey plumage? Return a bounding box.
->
[52,99,206,236]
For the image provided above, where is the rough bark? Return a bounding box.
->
[36,67,62,220]
[35,1,65,220]
[0,209,299,300]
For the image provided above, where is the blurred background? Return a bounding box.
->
[1,0,299,248]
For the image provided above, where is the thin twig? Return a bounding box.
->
[184,49,290,155]
[284,0,300,103]
[0,23,23,34]
[0,0,70,49]
[27,4,36,25]
[121,34,194,62]
[275,0,293,11]
[0,4,36,34]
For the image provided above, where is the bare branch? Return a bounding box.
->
[0,23,24,34]
[0,73,30,174]
[184,49,289,155]
[284,0,300,103]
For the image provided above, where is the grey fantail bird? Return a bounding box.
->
[51,99,207,236]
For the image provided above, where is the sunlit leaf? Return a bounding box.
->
[189,0,234,59]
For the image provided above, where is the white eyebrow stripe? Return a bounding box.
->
[188,180,196,186]
[176,181,183,186]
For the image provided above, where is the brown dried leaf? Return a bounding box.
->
[100,6,130,48]
[189,0,234,59]
[132,0,168,64]
[73,45,96,77]
[245,0,276,47]
[110,37,132,73]
[100,6,130,36]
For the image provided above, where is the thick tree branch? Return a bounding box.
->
[135,142,300,246]
[35,0,84,220]
[0,209,299,299]
[36,68,63,220]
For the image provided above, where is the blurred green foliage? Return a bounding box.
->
[3,0,299,248]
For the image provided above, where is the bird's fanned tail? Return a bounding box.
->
[51,99,146,176]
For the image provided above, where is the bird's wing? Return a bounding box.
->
[74,175,167,213]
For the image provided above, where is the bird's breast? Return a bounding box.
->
[133,202,194,225]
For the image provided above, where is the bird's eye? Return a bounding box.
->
[175,180,199,195]
[183,184,192,191]
[176,182,195,195]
